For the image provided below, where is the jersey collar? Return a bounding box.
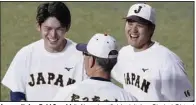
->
[90,77,111,82]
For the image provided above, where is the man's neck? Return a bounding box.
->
[91,69,110,80]
[45,39,67,53]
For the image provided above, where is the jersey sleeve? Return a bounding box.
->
[1,47,28,93]
[161,60,194,101]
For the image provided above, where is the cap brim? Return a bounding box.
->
[123,15,140,20]
[123,15,153,25]
[76,43,88,52]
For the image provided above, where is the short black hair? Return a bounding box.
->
[36,2,71,31]
[94,50,118,73]
[95,57,117,73]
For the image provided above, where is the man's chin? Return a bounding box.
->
[129,41,136,46]
[46,42,59,48]
[49,40,58,44]
[129,42,141,48]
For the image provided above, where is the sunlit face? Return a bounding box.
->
[38,17,67,52]
[125,20,153,49]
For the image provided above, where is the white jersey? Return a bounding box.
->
[111,42,193,101]
[1,39,88,101]
[53,78,137,101]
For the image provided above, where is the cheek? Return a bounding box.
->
[125,23,129,32]
[57,31,66,38]
[138,28,150,40]
[40,27,49,35]
[139,28,145,35]
[40,30,49,38]
[125,24,130,36]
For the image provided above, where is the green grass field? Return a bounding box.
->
[1,2,194,101]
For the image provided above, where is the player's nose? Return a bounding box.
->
[130,25,138,34]
[50,29,58,37]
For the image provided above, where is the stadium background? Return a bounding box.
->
[0,2,194,101]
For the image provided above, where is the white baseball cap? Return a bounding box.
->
[76,33,118,59]
[124,3,156,25]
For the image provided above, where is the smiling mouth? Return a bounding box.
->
[129,34,139,40]
[48,38,58,44]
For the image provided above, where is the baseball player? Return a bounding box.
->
[111,3,194,101]
[53,33,137,101]
[1,2,87,101]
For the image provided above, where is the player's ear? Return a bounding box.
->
[148,24,155,37]
[36,22,41,32]
[89,56,95,68]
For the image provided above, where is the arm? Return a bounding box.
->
[161,60,194,101]
[1,47,28,101]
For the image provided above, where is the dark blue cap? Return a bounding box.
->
[76,43,88,53]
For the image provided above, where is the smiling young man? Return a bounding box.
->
[111,3,194,101]
[1,2,87,101]
[53,33,137,101]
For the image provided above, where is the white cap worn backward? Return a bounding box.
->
[124,3,156,25]
[76,33,118,59]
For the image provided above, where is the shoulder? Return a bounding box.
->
[119,45,132,54]
[108,83,128,94]
[117,45,133,60]
[66,38,77,47]
[66,38,81,54]
[15,39,43,57]
[61,81,80,93]
[66,38,83,58]
[24,39,43,49]
[109,83,137,101]
[61,81,84,95]
[154,43,182,64]
[53,83,78,101]
[64,83,78,91]
[153,43,185,75]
